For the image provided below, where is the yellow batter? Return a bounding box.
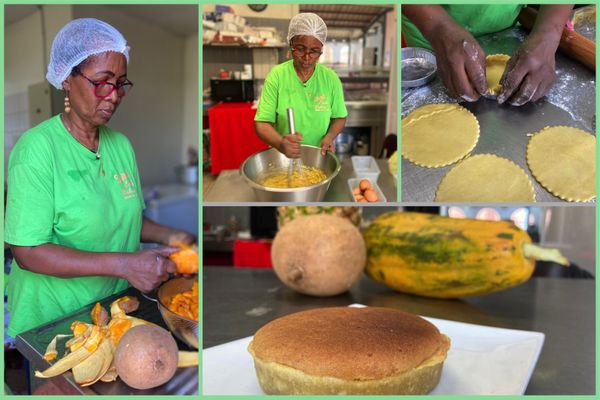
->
[435,154,536,202]
[402,103,480,168]
[486,54,510,96]
[526,126,596,202]
[260,166,327,188]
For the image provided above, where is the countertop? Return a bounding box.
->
[203,267,595,395]
[401,26,596,203]
[16,287,198,396]
[204,158,397,203]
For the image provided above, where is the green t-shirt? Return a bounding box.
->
[255,60,348,147]
[402,5,523,50]
[5,114,145,337]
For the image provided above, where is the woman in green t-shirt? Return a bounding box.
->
[4,18,195,337]
[402,5,573,106]
[254,13,348,158]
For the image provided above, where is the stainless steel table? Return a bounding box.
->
[204,158,397,203]
[203,267,595,395]
[16,287,198,395]
[401,27,596,203]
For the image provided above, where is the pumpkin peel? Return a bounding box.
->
[35,325,101,378]
[35,296,157,388]
[177,351,199,368]
[43,334,72,362]
[77,336,114,387]
[73,334,111,385]
[91,303,109,327]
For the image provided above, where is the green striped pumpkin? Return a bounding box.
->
[364,212,567,298]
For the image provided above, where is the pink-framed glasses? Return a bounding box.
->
[74,67,133,98]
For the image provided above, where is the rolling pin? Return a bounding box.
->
[518,6,595,70]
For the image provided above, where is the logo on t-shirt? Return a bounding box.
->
[313,94,330,112]
[114,172,138,200]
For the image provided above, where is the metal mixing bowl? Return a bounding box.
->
[240,145,341,202]
[157,277,198,349]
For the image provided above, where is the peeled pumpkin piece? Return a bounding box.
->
[169,243,199,274]
[73,335,112,386]
[177,351,199,368]
[35,326,102,378]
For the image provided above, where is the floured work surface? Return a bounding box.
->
[401,27,595,203]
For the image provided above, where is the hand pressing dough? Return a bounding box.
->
[526,126,596,202]
[435,154,535,202]
[486,54,510,96]
[402,103,480,168]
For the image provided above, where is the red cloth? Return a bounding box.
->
[208,102,269,174]
[233,239,273,269]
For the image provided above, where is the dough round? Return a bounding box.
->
[435,154,535,202]
[402,103,480,168]
[526,126,596,202]
[486,54,510,95]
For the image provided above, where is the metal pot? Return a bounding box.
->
[240,145,341,202]
[157,277,198,349]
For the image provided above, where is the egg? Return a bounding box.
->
[352,187,362,195]
[358,198,368,203]
[359,179,371,191]
[364,189,379,202]
[354,194,364,202]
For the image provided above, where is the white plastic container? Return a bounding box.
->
[347,178,387,203]
[351,156,380,182]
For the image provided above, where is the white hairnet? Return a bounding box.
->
[46,18,130,90]
[287,13,327,45]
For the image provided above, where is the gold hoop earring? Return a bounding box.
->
[64,95,71,113]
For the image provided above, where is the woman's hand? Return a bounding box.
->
[279,133,303,159]
[497,36,556,106]
[320,133,336,155]
[429,21,488,101]
[497,5,572,106]
[123,247,178,293]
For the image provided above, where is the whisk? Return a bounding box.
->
[287,108,303,186]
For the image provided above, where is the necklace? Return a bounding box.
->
[61,114,105,176]
[61,115,99,153]
[295,67,315,83]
